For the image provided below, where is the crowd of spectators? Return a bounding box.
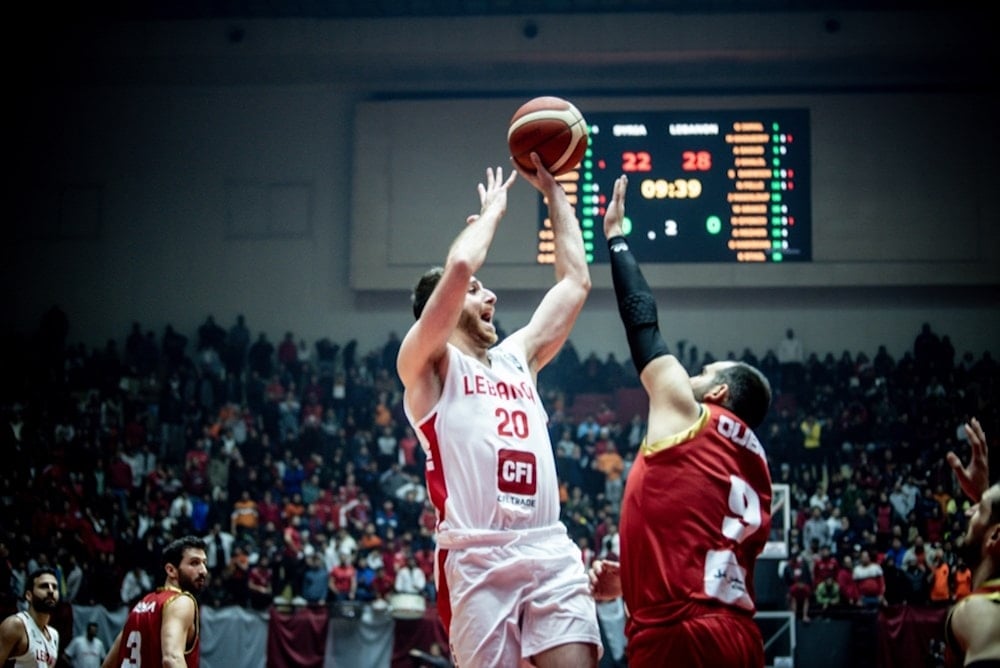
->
[772,325,999,623]
[1,309,996,632]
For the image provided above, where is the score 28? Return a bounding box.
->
[621,150,712,172]
[682,150,712,171]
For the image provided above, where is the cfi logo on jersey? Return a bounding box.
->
[497,449,537,496]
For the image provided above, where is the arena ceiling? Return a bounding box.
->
[47,0,983,20]
[18,0,991,90]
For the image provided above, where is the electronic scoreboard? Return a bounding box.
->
[535,109,811,264]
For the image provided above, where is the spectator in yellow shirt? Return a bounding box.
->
[800,414,824,477]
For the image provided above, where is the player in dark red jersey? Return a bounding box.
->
[589,175,774,667]
[102,536,208,668]
[943,418,1000,667]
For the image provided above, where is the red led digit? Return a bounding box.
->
[682,150,712,171]
[622,151,652,172]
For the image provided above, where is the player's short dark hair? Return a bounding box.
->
[412,266,444,320]
[26,567,58,593]
[714,362,772,429]
[162,536,207,569]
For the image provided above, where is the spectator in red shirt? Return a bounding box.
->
[812,544,840,584]
[924,504,946,544]
[372,565,395,602]
[418,499,436,533]
[301,392,324,430]
[302,373,328,408]
[108,448,133,496]
[837,554,860,606]
[276,331,298,367]
[342,493,373,534]
[282,515,305,558]
[328,561,357,602]
[257,490,282,527]
[338,472,362,503]
[91,524,117,557]
[398,426,421,474]
[247,553,274,610]
[108,448,135,513]
[310,487,340,532]
[783,547,813,623]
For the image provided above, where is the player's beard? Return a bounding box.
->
[178,570,208,596]
[459,310,497,348]
[30,594,59,614]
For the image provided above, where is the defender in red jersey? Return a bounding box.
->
[943,418,1000,667]
[398,157,600,667]
[589,175,774,668]
[102,536,208,668]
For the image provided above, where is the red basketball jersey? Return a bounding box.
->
[944,577,1000,667]
[114,587,200,668]
[619,403,772,631]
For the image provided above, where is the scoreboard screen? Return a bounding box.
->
[535,108,811,264]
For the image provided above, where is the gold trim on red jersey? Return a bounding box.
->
[640,405,710,457]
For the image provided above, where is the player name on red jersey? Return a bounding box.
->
[717,414,765,458]
[132,600,158,614]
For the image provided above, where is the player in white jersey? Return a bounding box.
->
[398,155,600,668]
[413,343,561,532]
[0,567,60,667]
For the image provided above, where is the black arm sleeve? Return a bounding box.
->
[607,235,670,375]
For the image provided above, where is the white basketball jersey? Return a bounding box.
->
[406,342,560,534]
[12,612,59,668]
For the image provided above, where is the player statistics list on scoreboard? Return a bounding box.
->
[535,109,811,264]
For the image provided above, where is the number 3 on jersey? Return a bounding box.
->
[120,630,142,667]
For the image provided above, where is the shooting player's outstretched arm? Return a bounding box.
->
[507,153,591,375]
[397,167,517,419]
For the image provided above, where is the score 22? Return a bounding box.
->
[621,151,652,172]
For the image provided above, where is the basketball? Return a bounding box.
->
[507,96,588,176]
